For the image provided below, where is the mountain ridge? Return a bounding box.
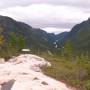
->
[57,18,90,54]
[0,15,90,54]
[0,15,56,52]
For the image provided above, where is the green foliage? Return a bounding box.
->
[7,32,25,51]
[58,40,73,60]
[0,27,4,48]
[0,32,26,59]
[0,35,4,47]
[41,53,90,90]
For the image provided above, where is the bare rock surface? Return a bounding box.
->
[0,54,72,90]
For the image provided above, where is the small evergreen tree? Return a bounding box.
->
[62,40,73,60]
[0,27,4,50]
[6,32,25,56]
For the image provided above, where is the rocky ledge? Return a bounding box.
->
[0,54,72,90]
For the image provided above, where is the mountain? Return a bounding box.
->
[0,15,55,52]
[56,32,69,47]
[56,32,69,40]
[57,18,90,53]
[1,15,90,54]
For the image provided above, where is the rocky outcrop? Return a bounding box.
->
[0,54,72,90]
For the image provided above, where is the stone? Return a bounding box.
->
[0,58,5,63]
[0,54,73,90]
[41,81,48,85]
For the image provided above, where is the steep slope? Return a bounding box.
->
[56,32,69,47]
[0,15,54,52]
[56,32,69,41]
[57,18,90,53]
[47,33,56,43]
[68,18,90,52]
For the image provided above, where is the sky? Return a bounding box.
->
[0,0,90,34]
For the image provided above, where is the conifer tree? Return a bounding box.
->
[62,40,73,60]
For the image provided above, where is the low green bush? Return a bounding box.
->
[41,54,90,90]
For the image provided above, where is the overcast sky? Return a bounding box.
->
[0,0,90,33]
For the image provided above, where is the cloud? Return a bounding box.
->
[0,4,90,28]
[0,0,90,8]
[42,27,70,34]
[0,1,90,33]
